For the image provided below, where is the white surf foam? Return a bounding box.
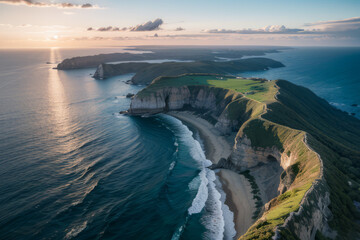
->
[188,175,201,191]
[201,169,225,240]
[113,112,125,119]
[188,168,209,215]
[160,114,234,240]
[65,221,88,239]
[169,161,176,171]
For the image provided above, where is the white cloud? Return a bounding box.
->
[175,27,185,31]
[0,0,100,9]
[204,25,304,34]
[129,18,163,31]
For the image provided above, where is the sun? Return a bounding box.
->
[53,35,58,40]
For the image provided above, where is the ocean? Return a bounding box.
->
[0,47,359,240]
[241,47,360,118]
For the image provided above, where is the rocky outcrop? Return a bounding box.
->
[274,181,336,240]
[93,63,104,79]
[274,137,336,240]
[127,82,337,240]
[229,135,282,169]
[129,86,192,115]
[129,85,243,133]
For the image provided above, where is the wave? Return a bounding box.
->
[188,168,209,215]
[216,176,236,240]
[171,217,188,240]
[330,102,346,107]
[160,114,233,240]
[188,175,200,191]
[113,112,125,119]
[65,221,88,239]
[169,161,176,171]
[201,170,225,239]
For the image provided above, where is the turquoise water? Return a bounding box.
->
[0,48,234,240]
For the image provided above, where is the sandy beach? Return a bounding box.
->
[168,111,232,163]
[168,111,256,238]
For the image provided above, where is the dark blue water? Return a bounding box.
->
[0,48,234,240]
[242,47,360,118]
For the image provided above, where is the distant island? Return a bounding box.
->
[56,46,287,70]
[124,74,360,239]
[92,58,284,85]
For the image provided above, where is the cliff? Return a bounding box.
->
[92,58,284,85]
[126,74,360,239]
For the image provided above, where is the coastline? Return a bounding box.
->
[167,111,256,238]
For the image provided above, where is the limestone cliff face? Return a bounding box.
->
[129,86,240,133]
[274,143,336,240]
[128,85,335,240]
[129,86,216,114]
[129,87,192,114]
[229,135,282,169]
[215,109,239,135]
[274,181,335,240]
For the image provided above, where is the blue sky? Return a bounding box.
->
[1,0,360,47]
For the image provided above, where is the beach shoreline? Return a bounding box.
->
[167,111,256,238]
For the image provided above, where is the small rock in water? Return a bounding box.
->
[126,93,135,98]
[351,103,358,107]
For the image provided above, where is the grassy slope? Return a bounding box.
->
[263,81,360,239]
[139,74,277,103]
[135,74,360,239]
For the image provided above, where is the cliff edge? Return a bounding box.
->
[126,74,360,239]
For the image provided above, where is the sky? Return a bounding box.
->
[1,0,360,47]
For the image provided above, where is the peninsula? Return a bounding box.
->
[92,58,284,84]
[56,46,286,70]
[124,74,360,239]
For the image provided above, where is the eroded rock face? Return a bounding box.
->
[129,87,190,114]
[215,110,238,135]
[274,180,336,240]
[128,85,335,240]
[93,64,104,79]
[129,86,225,124]
[229,135,282,169]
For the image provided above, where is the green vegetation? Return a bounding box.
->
[241,170,264,219]
[139,74,277,103]
[92,57,284,84]
[264,80,360,238]
[241,119,284,151]
[207,77,277,102]
[57,46,285,70]
[225,98,264,120]
[240,124,319,240]
[134,73,360,239]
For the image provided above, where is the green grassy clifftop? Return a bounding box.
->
[129,74,360,239]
